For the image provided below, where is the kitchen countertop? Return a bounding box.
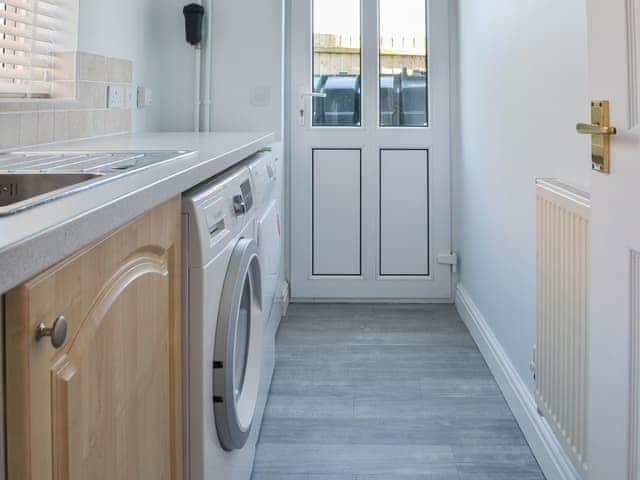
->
[0,131,274,294]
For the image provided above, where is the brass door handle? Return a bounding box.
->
[578,100,616,174]
[576,123,617,135]
[36,315,68,349]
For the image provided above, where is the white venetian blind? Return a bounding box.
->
[0,0,65,98]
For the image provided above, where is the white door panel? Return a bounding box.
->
[290,0,451,300]
[380,149,429,276]
[585,0,640,477]
[312,149,362,276]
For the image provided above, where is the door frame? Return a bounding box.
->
[286,0,454,302]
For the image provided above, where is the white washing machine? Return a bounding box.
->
[182,164,265,480]
[248,150,282,321]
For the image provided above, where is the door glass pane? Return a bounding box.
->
[233,276,251,399]
[313,0,361,126]
[379,0,428,127]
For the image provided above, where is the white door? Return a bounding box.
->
[585,1,640,478]
[289,0,452,300]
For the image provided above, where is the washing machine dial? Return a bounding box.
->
[233,194,247,216]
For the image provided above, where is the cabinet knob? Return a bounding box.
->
[36,315,68,349]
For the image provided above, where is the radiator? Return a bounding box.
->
[535,179,590,478]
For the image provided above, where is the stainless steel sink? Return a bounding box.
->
[0,173,104,210]
[0,150,193,216]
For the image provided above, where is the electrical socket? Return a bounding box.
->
[107,85,125,108]
[137,86,152,108]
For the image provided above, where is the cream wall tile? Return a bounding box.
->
[0,101,45,113]
[26,101,52,112]
[123,110,132,132]
[106,58,133,83]
[0,102,24,114]
[77,52,107,82]
[19,112,38,147]
[54,51,77,82]
[37,111,55,145]
[54,99,81,112]
[76,82,107,109]
[0,53,133,150]
[0,114,20,150]
[105,109,131,134]
[68,110,92,139]
[92,110,106,136]
[94,85,108,109]
[104,109,120,134]
[54,111,70,142]
[52,81,77,101]
[21,103,40,112]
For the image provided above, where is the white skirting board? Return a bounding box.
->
[455,284,581,480]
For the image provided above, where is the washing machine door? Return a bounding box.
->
[213,238,263,451]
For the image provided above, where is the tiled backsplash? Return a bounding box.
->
[0,52,133,152]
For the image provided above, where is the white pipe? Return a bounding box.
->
[194,47,201,132]
[202,0,213,132]
[192,0,204,133]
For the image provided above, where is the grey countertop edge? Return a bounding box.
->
[0,132,274,294]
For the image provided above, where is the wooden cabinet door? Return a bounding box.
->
[5,197,182,480]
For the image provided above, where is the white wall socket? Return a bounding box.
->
[125,87,134,108]
[107,85,126,108]
[137,86,152,108]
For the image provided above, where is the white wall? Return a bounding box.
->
[78,0,285,136]
[454,0,590,393]
[210,0,285,139]
[78,0,196,132]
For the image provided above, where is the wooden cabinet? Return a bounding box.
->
[4,198,182,480]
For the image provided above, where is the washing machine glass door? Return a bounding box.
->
[213,238,263,451]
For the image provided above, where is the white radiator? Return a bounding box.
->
[535,179,590,478]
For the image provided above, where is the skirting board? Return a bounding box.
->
[291,298,453,304]
[455,284,581,480]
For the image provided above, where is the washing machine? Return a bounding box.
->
[248,150,282,321]
[182,164,265,480]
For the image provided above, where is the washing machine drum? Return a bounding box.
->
[213,238,263,451]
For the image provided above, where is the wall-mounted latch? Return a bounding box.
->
[576,100,617,174]
[437,252,458,273]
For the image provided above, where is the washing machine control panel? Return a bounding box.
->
[233,179,253,216]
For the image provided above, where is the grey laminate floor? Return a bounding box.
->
[252,304,545,480]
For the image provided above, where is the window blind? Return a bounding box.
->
[0,0,66,98]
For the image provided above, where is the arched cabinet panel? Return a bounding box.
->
[5,197,182,480]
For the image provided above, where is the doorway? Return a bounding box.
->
[289,0,452,301]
